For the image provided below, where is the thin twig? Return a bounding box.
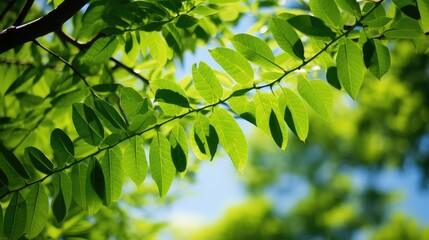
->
[0,0,17,23]
[13,0,35,26]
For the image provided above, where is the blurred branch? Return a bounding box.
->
[0,0,17,23]
[0,0,88,54]
[13,0,34,26]
[0,58,61,70]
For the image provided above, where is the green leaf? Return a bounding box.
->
[128,112,158,133]
[192,62,223,103]
[393,0,420,19]
[278,88,309,141]
[4,192,27,239]
[150,132,175,198]
[270,17,305,61]
[176,14,199,28]
[151,79,190,115]
[95,99,128,133]
[336,38,365,99]
[169,124,188,173]
[334,0,361,17]
[71,163,88,210]
[231,33,278,68]
[190,114,218,160]
[297,75,334,121]
[0,145,31,180]
[0,203,3,236]
[383,17,424,38]
[52,172,72,223]
[309,0,343,28]
[51,89,86,108]
[254,91,288,149]
[25,147,53,174]
[228,96,256,125]
[209,48,254,85]
[193,4,218,15]
[101,146,123,206]
[25,183,49,239]
[208,0,239,3]
[86,157,104,214]
[146,31,168,65]
[363,39,391,79]
[287,15,336,40]
[417,0,429,31]
[124,136,148,187]
[80,37,119,66]
[50,128,75,161]
[72,103,104,146]
[120,87,144,120]
[0,167,8,193]
[210,108,248,172]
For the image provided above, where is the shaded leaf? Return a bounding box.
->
[95,99,128,133]
[336,38,365,99]
[4,192,27,239]
[25,147,53,174]
[228,95,256,125]
[0,145,31,180]
[169,124,188,173]
[192,62,223,103]
[190,114,217,160]
[101,146,123,206]
[150,132,175,198]
[71,163,88,209]
[25,183,49,239]
[176,14,199,28]
[297,75,333,121]
[120,87,144,120]
[124,136,148,186]
[80,37,119,66]
[50,128,75,161]
[326,66,342,90]
[232,33,278,68]
[287,15,336,40]
[86,157,104,214]
[155,89,191,108]
[209,48,254,85]
[52,172,72,223]
[210,108,248,172]
[270,17,305,60]
[151,79,190,115]
[72,103,104,146]
[278,88,309,141]
[363,39,391,79]
[128,112,158,133]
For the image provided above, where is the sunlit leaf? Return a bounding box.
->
[71,163,88,209]
[25,147,53,174]
[232,33,278,68]
[101,146,123,206]
[192,62,223,103]
[152,79,190,115]
[169,124,188,173]
[297,75,333,121]
[270,17,305,61]
[228,95,256,125]
[209,47,254,85]
[95,99,128,133]
[146,31,168,65]
[25,183,49,239]
[4,192,27,239]
[363,39,391,79]
[72,103,104,146]
[336,38,365,99]
[86,157,104,214]
[123,136,148,187]
[310,0,343,28]
[80,36,119,66]
[120,87,144,120]
[190,113,218,160]
[128,112,158,133]
[278,88,309,141]
[210,108,248,172]
[150,132,175,198]
[417,0,429,31]
[334,0,361,17]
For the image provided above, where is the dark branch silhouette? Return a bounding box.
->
[0,0,88,54]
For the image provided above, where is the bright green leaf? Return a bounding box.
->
[310,0,343,28]
[334,0,361,17]
[297,75,333,121]
[95,99,128,133]
[101,146,123,206]
[4,192,27,240]
[150,132,175,198]
[25,147,53,174]
[363,39,391,79]
[231,33,278,68]
[123,136,148,187]
[228,95,256,125]
[192,62,223,103]
[146,31,168,65]
[209,47,254,85]
[417,0,429,31]
[210,108,248,172]
[120,87,144,120]
[270,17,305,61]
[72,103,104,146]
[80,37,119,66]
[278,88,309,141]
[25,183,49,239]
[336,38,365,99]
[190,113,218,160]
[151,79,190,115]
[169,124,188,173]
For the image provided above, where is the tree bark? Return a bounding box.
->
[0,0,88,54]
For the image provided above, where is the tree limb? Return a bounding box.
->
[0,0,88,54]
[14,0,35,26]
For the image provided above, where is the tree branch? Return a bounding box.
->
[0,0,17,23]
[13,0,35,26]
[0,0,88,54]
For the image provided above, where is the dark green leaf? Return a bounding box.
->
[4,192,27,239]
[128,112,158,133]
[363,39,391,79]
[100,133,125,148]
[50,128,75,161]
[0,145,31,179]
[51,89,86,108]
[25,147,53,174]
[25,183,49,239]
[278,88,309,141]
[176,14,199,28]
[269,110,284,148]
[191,114,213,160]
[71,163,88,209]
[326,66,342,90]
[72,103,104,146]
[287,15,336,40]
[151,79,190,115]
[169,124,188,173]
[93,84,121,93]
[95,99,128,133]
[86,157,103,214]
[52,172,72,223]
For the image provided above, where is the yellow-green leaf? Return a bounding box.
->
[278,88,309,141]
[101,146,123,206]
[123,136,148,187]
[150,132,175,198]
[297,75,333,121]
[192,62,223,103]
